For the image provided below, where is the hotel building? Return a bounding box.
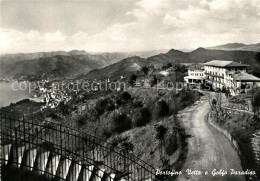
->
[184,60,260,95]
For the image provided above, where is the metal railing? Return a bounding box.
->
[0,111,156,180]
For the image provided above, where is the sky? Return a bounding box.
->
[0,0,260,54]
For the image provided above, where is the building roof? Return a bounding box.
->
[233,72,260,82]
[204,60,248,68]
[184,76,206,80]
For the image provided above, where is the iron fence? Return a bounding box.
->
[0,111,156,181]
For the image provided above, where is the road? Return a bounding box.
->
[176,96,245,181]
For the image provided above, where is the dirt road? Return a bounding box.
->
[176,97,245,181]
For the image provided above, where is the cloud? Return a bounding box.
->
[0,0,260,54]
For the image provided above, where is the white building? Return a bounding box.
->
[184,68,207,85]
[184,60,260,95]
[204,60,249,90]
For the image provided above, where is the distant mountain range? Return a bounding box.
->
[80,48,260,80]
[206,43,260,52]
[1,47,259,81]
[0,49,168,80]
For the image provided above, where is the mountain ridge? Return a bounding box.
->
[79,48,260,80]
[205,43,260,51]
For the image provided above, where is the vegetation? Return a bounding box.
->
[110,113,132,134]
[141,66,149,75]
[155,125,167,159]
[155,100,169,118]
[252,90,260,119]
[150,75,157,87]
[133,107,150,127]
[161,65,167,70]
[120,91,131,101]
[166,63,172,69]
[128,74,137,86]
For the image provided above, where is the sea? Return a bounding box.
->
[0,82,30,108]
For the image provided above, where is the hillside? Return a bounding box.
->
[81,48,259,80]
[1,48,259,81]
[149,48,259,68]
[0,50,88,63]
[0,50,170,80]
[0,49,169,65]
[79,56,147,80]
[206,43,260,52]
[0,55,109,81]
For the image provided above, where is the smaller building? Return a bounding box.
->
[231,72,260,94]
[184,68,207,85]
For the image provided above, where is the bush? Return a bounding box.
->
[166,63,172,69]
[77,115,86,127]
[168,97,178,115]
[95,98,115,115]
[133,107,150,127]
[128,74,137,86]
[178,90,199,109]
[155,100,169,118]
[155,125,167,140]
[161,65,167,70]
[165,129,178,156]
[120,91,131,101]
[106,99,115,111]
[95,99,108,115]
[252,91,260,118]
[102,128,112,139]
[133,100,143,108]
[110,113,132,134]
[141,66,149,75]
[150,75,157,87]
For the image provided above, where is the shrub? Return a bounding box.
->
[133,100,143,108]
[166,63,172,69]
[168,97,178,115]
[133,107,150,127]
[115,98,122,106]
[161,65,167,70]
[128,74,137,86]
[141,66,149,75]
[178,90,199,109]
[77,115,86,127]
[105,99,115,111]
[102,128,112,139]
[121,140,134,152]
[252,91,260,118]
[155,125,167,140]
[150,75,157,87]
[95,99,108,115]
[95,98,115,115]
[155,100,169,118]
[120,91,131,101]
[165,129,178,156]
[110,113,132,134]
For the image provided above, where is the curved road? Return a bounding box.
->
[176,97,245,181]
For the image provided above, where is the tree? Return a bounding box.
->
[110,113,132,134]
[255,52,260,63]
[133,107,150,127]
[252,90,260,119]
[150,75,157,87]
[208,93,223,121]
[128,74,137,86]
[120,91,131,101]
[166,63,172,69]
[155,125,167,159]
[161,65,167,70]
[95,99,108,115]
[141,66,149,75]
[156,100,169,118]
